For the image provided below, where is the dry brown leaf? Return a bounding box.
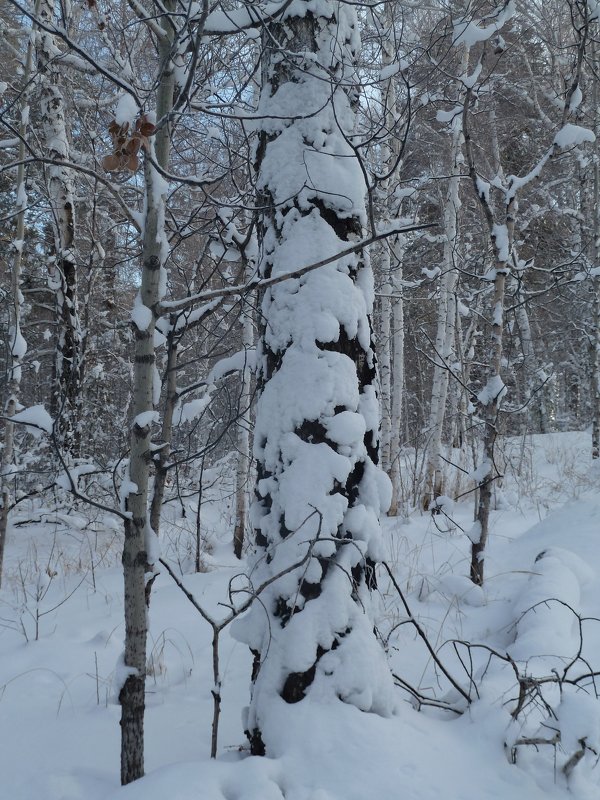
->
[139,122,156,137]
[101,154,120,172]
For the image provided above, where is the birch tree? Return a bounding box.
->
[372,1,409,517]
[457,0,594,584]
[0,23,35,586]
[34,0,83,455]
[590,38,600,459]
[233,0,394,755]
[118,3,178,781]
[422,40,470,511]
[233,292,254,559]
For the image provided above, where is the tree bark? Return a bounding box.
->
[376,2,405,514]
[387,235,405,516]
[236,1,393,756]
[422,42,469,510]
[462,77,514,587]
[233,299,253,559]
[35,0,83,456]
[0,24,35,588]
[120,6,175,784]
[591,39,600,459]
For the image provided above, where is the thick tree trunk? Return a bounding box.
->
[235,1,393,756]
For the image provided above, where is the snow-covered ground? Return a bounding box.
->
[1,431,599,799]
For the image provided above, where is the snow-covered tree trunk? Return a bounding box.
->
[149,323,178,537]
[377,2,405,512]
[463,89,513,587]
[470,251,510,586]
[378,281,392,476]
[422,40,470,511]
[233,298,254,559]
[450,293,480,498]
[235,1,393,756]
[593,272,600,460]
[0,31,35,588]
[422,128,464,508]
[35,0,83,456]
[387,235,404,516]
[512,281,547,434]
[120,10,175,784]
[591,40,600,460]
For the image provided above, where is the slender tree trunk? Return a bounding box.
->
[377,2,404,512]
[233,298,253,559]
[149,325,178,536]
[387,236,404,516]
[422,43,469,510]
[512,281,547,433]
[450,294,480,499]
[470,256,510,586]
[236,1,393,756]
[422,148,460,508]
[35,0,83,456]
[120,8,175,784]
[0,28,35,587]
[591,40,600,459]
[463,80,514,586]
[379,280,392,476]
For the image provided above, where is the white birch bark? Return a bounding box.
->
[591,39,600,459]
[512,281,547,433]
[387,235,404,516]
[464,16,587,583]
[233,294,254,559]
[119,5,175,784]
[462,84,513,586]
[422,43,469,511]
[377,2,404,511]
[379,280,392,475]
[0,29,35,588]
[35,0,83,455]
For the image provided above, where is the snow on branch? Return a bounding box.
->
[452,1,515,47]
[160,221,435,313]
